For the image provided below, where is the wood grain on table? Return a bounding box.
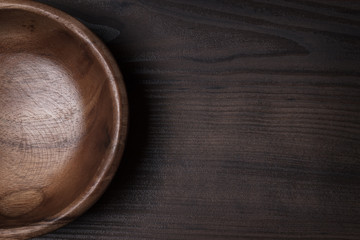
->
[34,0,360,239]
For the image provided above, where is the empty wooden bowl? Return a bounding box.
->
[0,0,128,239]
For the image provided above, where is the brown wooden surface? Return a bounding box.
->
[0,1,127,239]
[32,0,360,239]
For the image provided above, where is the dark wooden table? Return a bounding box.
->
[34,0,360,239]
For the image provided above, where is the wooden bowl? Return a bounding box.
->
[0,0,128,239]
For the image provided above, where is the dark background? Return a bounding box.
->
[34,0,360,239]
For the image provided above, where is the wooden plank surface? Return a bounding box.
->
[34,0,360,239]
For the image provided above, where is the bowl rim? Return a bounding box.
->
[0,0,128,239]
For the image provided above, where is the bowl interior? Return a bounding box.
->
[0,8,118,228]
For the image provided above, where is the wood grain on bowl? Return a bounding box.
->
[0,0,128,239]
